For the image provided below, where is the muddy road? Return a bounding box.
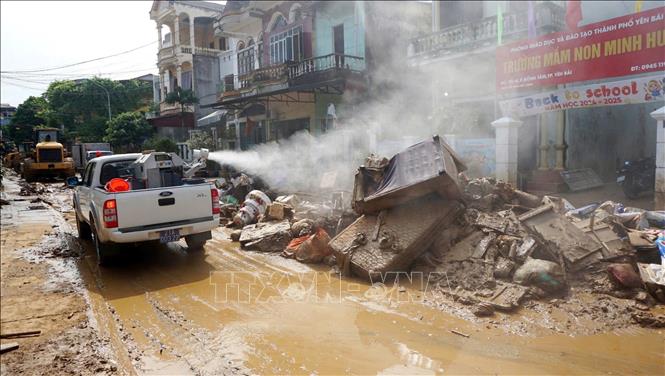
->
[1,170,663,375]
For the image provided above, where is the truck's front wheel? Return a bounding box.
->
[91,220,114,266]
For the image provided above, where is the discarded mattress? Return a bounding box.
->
[354,135,466,215]
[330,195,463,281]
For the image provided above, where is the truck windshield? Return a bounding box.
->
[99,159,136,186]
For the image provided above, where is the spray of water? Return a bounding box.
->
[208,1,490,196]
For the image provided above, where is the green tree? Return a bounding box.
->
[143,137,178,152]
[4,96,49,143]
[165,87,198,130]
[187,131,214,150]
[103,112,153,152]
[44,77,152,142]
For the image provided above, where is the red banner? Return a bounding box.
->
[496,6,665,91]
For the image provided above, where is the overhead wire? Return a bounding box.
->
[1,40,158,73]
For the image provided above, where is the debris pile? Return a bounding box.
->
[222,134,665,328]
[410,177,665,325]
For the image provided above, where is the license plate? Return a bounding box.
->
[616,176,626,183]
[159,229,180,243]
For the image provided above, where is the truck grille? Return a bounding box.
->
[38,149,62,163]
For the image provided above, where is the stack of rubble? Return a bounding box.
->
[228,190,355,264]
[329,136,664,324]
[223,134,664,326]
[330,135,467,279]
[412,177,665,321]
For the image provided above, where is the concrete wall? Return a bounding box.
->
[193,54,220,119]
[313,1,365,59]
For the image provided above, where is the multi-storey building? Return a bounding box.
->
[205,0,429,151]
[410,1,663,194]
[0,103,17,128]
[148,0,227,141]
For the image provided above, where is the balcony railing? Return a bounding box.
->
[409,2,564,58]
[159,45,223,63]
[158,46,176,61]
[220,53,365,97]
[194,46,221,57]
[289,53,365,78]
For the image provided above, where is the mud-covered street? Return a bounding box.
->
[0,169,663,375]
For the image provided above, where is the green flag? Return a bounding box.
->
[497,2,503,45]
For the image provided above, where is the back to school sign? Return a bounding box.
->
[496,6,665,91]
[500,74,665,117]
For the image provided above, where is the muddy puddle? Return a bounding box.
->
[75,228,664,375]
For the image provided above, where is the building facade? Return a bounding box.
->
[206,0,429,151]
[409,0,664,191]
[0,103,17,128]
[148,0,226,141]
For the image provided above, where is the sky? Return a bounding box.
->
[0,1,224,107]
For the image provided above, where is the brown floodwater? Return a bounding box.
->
[77,229,664,375]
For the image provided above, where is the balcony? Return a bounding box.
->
[159,101,195,115]
[218,53,365,103]
[158,46,176,63]
[408,2,564,60]
[158,45,223,64]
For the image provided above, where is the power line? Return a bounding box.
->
[4,66,158,78]
[1,77,154,98]
[2,70,158,87]
[0,80,47,92]
[1,40,157,73]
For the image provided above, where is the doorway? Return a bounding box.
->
[333,24,344,66]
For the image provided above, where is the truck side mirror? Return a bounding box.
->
[66,176,80,187]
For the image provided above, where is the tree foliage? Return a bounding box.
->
[103,112,153,152]
[165,87,198,129]
[4,96,48,142]
[187,131,214,151]
[143,137,178,153]
[44,77,152,142]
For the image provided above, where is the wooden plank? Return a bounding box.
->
[0,330,41,339]
[0,343,19,354]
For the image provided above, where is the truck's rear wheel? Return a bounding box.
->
[185,232,211,253]
[91,220,114,266]
[75,209,92,240]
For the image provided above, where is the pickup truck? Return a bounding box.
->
[69,153,220,265]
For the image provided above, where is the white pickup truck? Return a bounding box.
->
[69,153,220,265]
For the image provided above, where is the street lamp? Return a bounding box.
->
[89,79,112,121]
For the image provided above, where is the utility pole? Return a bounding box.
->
[89,79,111,121]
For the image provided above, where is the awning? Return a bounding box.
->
[197,109,227,127]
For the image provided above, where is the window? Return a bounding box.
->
[99,160,136,186]
[270,25,303,64]
[237,45,255,76]
[271,15,288,31]
[219,37,227,51]
[83,162,96,187]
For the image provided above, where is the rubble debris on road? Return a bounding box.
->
[239,220,292,252]
[330,195,463,280]
[519,203,603,272]
[282,227,333,263]
[220,134,665,331]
